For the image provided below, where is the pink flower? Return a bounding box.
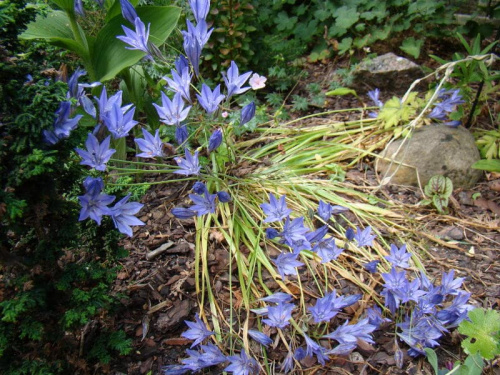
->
[249,73,267,90]
[221,111,229,118]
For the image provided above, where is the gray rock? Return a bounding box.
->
[376,125,483,189]
[352,53,423,94]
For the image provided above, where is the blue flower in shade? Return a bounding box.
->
[117,17,153,60]
[67,67,101,118]
[162,364,189,374]
[306,225,328,243]
[367,88,383,118]
[103,101,138,138]
[439,270,465,296]
[189,0,210,23]
[345,227,355,241]
[353,226,376,247]
[309,291,361,323]
[94,89,132,124]
[317,200,348,221]
[323,318,376,345]
[83,176,105,196]
[171,207,197,219]
[196,84,225,115]
[280,217,309,247]
[224,349,259,375]
[262,302,294,329]
[308,292,340,323]
[182,20,213,77]
[43,101,83,144]
[368,88,383,108]
[248,329,272,347]
[135,128,165,158]
[385,244,412,268]
[259,292,293,304]
[397,316,443,356]
[165,67,192,103]
[74,0,85,16]
[260,193,292,223]
[317,200,332,221]
[312,237,343,263]
[272,252,304,280]
[280,351,294,374]
[181,314,214,348]
[174,149,201,176]
[223,60,252,99]
[435,291,473,327]
[175,55,190,74]
[240,102,256,126]
[326,343,357,355]
[110,194,145,236]
[265,227,279,239]
[380,267,407,314]
[182,343,226,371]
[208,128,223,152]
[192,181,207,195]
[216,191,231,203]
[364,306,391,328]
[394,278,426,304]
[363,260,380,273]
[154,92,192,127]
[303,333,330,365]
[75,134,115,171]
[78,190,115,225]
[189,191,217,216]
[176,125,189,145]
[120,0,138,24]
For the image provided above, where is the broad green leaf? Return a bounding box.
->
[325,87,358,97]
[400,37,423,59]
[50,0,75,13]
[458,308,500,360]
[472,159,500,173]
[378,93,419,129]
[457,353,485,375]
[424,348,439,375]
[19,11,88,57]
[337,37,352,55]
[335,6,359,30]
[92,6,180,82]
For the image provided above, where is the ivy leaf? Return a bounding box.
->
[458,308,500,360]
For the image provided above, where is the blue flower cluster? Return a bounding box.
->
[261,194,366,276]
[163,314,259,374]
[78,176,144,236]
[378,245,473,356]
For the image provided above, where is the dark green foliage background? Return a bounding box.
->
[0,1,131,373]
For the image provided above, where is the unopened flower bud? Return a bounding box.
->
[240,102,256,126]
[208,128,223,152]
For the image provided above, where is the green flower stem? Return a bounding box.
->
[66,11,95,81]
[109,158,172,167]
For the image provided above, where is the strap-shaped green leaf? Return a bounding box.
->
[92,6,181,82]
[19,11,88,58]
[49,0,75,13]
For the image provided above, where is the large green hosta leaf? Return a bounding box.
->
[20,6,180,82]
[92,6,180,82]
[20,11,88,58]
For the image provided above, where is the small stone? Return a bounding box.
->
[376,125,482,189]
[351,53,423,94]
